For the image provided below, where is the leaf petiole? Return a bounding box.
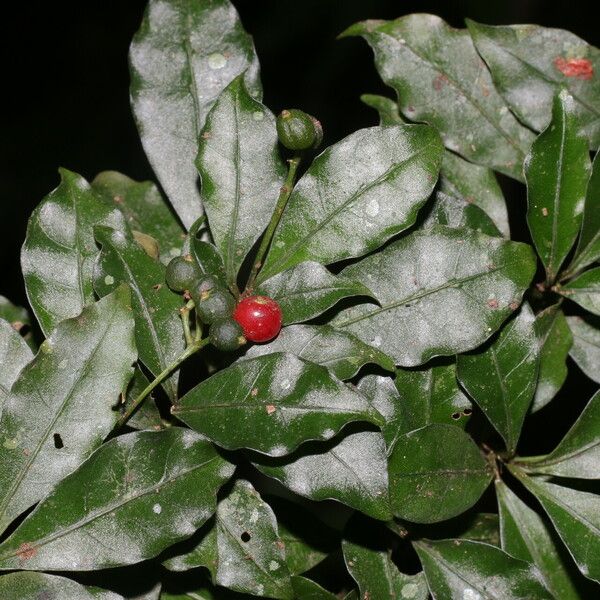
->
[245,156,301,292]
[115,336,210,430]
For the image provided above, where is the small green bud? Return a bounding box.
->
[276,109,323,151]
[165,256,200,292]
[209,318,246,351]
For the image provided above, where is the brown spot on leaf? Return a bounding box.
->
[251,388,259,397]
[153,284,162,291]
[509,301,520,311]
[554,56,594,80]
[201,132,212,139]
[266,404,276,415]
[481,84,490,97]
[17,543,38,561]
[11,320,24,332]
[433,73,449,91]
[487,298,499,309]
[541,207,549,217]
[113,195,124,204]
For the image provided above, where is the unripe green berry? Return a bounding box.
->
[195,274,220,296]
[209,318,246,351]
[194,286,235,324]
[165,256,200,292]
[276,109,323,151]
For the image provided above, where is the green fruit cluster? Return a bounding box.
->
[165,257,245,351]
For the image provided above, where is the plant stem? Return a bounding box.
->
[115,337,210,429]
[180,299,195,346]
[245,156,301,292]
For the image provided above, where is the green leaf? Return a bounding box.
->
[567,316,600,383]
[0,428,233,571]
[388,424,492,523]
[570,152,600,273]
[168,480,293,599]
[258,124,443,282]
[0,319,32,410]
[291,576,337,600]
[525,89,592,283]
[21,169,125,335]
[356,375,403,449]
[532,304,573,411]
[414,538,553,599]
[466,20,600,148]
[94,226,185,400]
[333,226,536,366]
[520,390,600,479]
[512,470,600,583]
[173,352,382,456]
[343,15,535,180]
[196,76,286,288]
[408,512,500,546]
[0,572,124,600]
[496,480,584,599]
[243,324,394,381]
[423,191,501,238]
[0,286,136,532]
[92,171,185,264]
[129,0,261,229]
[257,262,375,326]
[457,304,539,452]
[253,430,392,521]
[395,362,473,436]
[342,538,428,599]
[439,151,509,237]
[562,267,600,315]
[360,93,405,125]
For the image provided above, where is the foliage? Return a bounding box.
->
[1,2,599,598]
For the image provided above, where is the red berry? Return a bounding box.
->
[233,296,282,343]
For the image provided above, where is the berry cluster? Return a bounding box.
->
[165,256,282,350]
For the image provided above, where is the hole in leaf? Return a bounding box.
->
[53,433,64,449]
[463,408,473,416]
[451,412,461,420]
[240,531,251,542]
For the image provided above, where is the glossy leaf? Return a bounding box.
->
[167,480,293,599]
[129,0,261,229]
[525,89,592,282]
[496,480,583,599]
[414,538,552,599]
[0,286,136,532]
[0,428,233,571]
[532,304,573,411]
[342,539,428,599]
[466,20,600,147]
[243,324,394,381]
[173,352,382,456]
[291,577,337,600]
[520,390,600,479]
[92,171,185,263]
[0,319,32,409]
[343,15,535,180]
[562,267,600,315]
[257,262,375,325]
[388,424,492,523]
[439,151,509,237]
[0,572,124,600]
[423,191,500,238]
[258,124,443,282]
[570,151,600,273]
[94,226,185,400]
[360,93,405,125]
[409,512,500,546]
[396,362,472,435]
[333,226,536,366]
[513,470,600,583]
[356,374,403,448]
[21,169,125,335]
[253,430,392,521]
[567,316,600,383]
[457,304,539,452]
[196,76,285,287]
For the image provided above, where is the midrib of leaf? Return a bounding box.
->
[175,403,369,414]
[548,108,567,279]
[0,455,220,561]
[183,7,201,140]
[396,467,489,478]
[330,446,376,500]
[0,305,117,521]
[538,438,600,468]
[225,94,242,286]
[381,553,399,596]
[336,262,507,328]
[572,331,600,350]
[490,346,513,449]
[378,30,526,155]
[483,39,600,118]
[263,143,433,279]
[269,283,368,300]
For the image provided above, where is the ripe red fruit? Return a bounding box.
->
[233,296,282,343]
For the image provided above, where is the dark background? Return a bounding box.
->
[0,0,598,305]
